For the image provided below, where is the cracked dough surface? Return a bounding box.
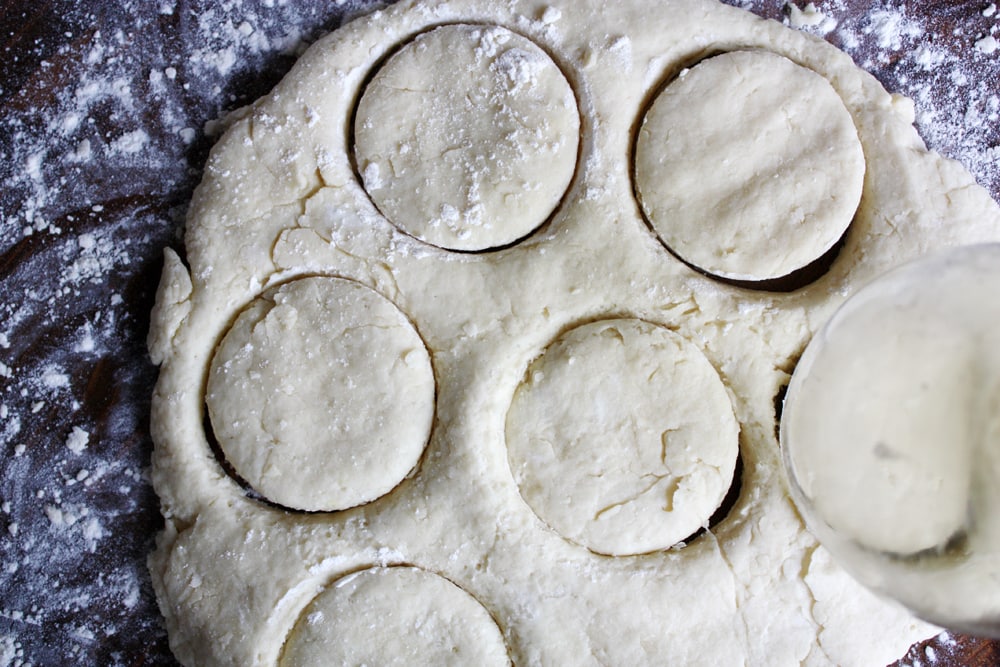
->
[205,276,434,512]
[635,49,865,281]
[505,318,739,556]
[147,0,1000,665]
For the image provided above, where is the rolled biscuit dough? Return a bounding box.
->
[635,50,865,281]
[147,0,1000,665]
[354,23,579,251]
[505,318,739,556]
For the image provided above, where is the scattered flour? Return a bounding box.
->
[0,1,380,665]
[785,2,838,35]
[787,1,1000,203]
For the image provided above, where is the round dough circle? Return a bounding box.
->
[354,23,580,251]
[279,566,511,666]
[206,276,435,512]
[505,319,740,556]
[634,50,865,281]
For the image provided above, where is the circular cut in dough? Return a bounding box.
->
[634,50,865,281]
[279,566,510,666]
[505,319,740,556]
[354,24,579,251]
[206,276,435,512]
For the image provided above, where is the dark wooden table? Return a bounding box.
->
[0,1,997,664]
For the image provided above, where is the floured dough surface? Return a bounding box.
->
[354,23,579,251]
[205,276,434,512]
[279,566,510,666]
[505,318,739,556]
[635,50,865,281]
[147,0,1000,665]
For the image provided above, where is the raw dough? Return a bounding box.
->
[279,566,510,666]
[635,50,865,281]
[505,318,739,556]
[354,23,579,251]
[147,0,1000,665]
[206,276,434,512]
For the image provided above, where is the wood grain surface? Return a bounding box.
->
[0,1,997,665]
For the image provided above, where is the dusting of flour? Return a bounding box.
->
[0,1,380,665]
[783,0,1000,197]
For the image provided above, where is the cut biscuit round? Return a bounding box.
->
[279,566,510,666]
[504,319,740,556]
[206,276,435,512]
[634,50,864,281]
[353,24,579,251]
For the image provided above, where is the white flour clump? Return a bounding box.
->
[976,35,999,55]
[785,2,838,35]
[65,427,89,454]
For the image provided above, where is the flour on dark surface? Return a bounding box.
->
[808,1,1000,199]
[0,2,380,665]
[0,1,997,665]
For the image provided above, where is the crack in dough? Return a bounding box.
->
[504,318,739,556]
[205,276,435,512]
